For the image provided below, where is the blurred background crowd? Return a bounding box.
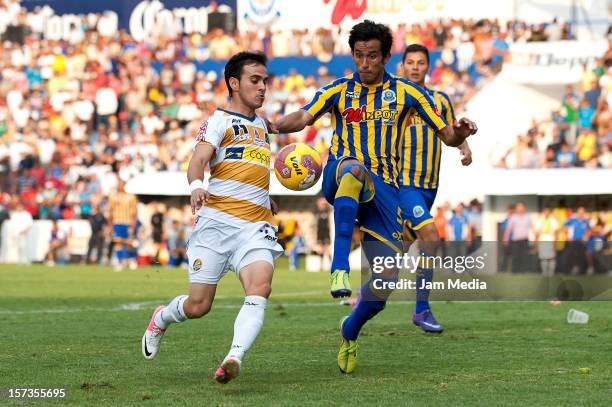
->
[498,199,611,275]
[496,48,612,168]
[0,0,610,271]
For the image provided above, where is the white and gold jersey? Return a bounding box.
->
[193,108,272,227]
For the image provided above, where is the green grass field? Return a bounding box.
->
[1,261,611,406]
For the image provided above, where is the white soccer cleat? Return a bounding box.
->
[213,358,241,384]
[142,305,166,360]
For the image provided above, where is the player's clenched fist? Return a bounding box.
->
[191,188,210,214]
[454,117,478,137]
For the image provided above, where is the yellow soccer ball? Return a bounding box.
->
[274,143,323,191]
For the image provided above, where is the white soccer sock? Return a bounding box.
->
[155,295,188,329]
[225,295,267,362]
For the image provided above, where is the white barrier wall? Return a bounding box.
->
[0,220,92,263]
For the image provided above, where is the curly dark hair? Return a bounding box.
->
[348,20,393,57]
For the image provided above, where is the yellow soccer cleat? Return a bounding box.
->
[337,317,358,374]
[330,270,352,298]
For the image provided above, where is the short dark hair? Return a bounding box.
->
[348,20,393,57]
[403,43,430,64]
[224,51,267,97]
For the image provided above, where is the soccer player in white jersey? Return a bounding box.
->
[141,52,283,384]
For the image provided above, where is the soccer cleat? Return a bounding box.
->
[142,305,166,359]
[337,316,358,374]
[412,309,444,333]
[213,358,241,384]
[330,270,352,298]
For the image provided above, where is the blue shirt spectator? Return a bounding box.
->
[578,100,595,129]
[564,208,590,240]
[448,211,469,241]
[556,144,576,167]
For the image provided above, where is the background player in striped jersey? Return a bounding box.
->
[271,20,476,374]
[399,44,477,333]
[141,52,283,384]
[108,180,138,272]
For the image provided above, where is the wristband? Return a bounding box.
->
[189,179,204,193]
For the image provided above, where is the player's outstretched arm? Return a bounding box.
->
[187,143,215,214]
[273,109,315,134]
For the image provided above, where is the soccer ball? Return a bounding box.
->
[274,143,323,191]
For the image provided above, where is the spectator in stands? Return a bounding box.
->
[556,143,577,167]
[167,219,187,267]
[585,220,606,275]
[544,18,562,41]
[150,202,165,264]
[575,129,597,165]
[447,203,469,258]
[288,224,306,272]
[433,205,449,257]
[563,206,590,274]
[503,202,532,273]
[314,197,331,272]
[467,199,482,252]
[46,219,67,266]
[9,199,33,264]
[0,197,9,252]
[578,98,595,130]
[86,203,107,264]
[533,207,559,276]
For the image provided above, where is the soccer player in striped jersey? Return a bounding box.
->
[399,44,477,333]
[271,20,476,374]
[141,52,283,384]
[108,180,138,272]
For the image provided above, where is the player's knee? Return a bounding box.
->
[184,298,212,318]
[416,224,441,243]
[347,164,366,182]
[246,282,272,299]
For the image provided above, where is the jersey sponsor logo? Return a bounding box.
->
[342,106,399,124]
[229,124,268,146]
[345,90,361,99]
[231,118,241,124]
[225,147,245,160]
[245,147,271,165]
[409,113,426,126]
[413,205,425,218]
[382,89,396,103]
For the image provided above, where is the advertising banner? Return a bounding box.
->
[237,0,515,31]
[502,40,608,84]
[20,0,236,41]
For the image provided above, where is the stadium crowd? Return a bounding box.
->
[499,200,611,275]
[0,0,521,223]
[497,45,612,168]
[0,0,603,268]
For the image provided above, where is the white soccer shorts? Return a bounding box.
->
[186,217,284,284]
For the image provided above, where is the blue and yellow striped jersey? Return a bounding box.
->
[398,88,455,189]
[303,71,447,187]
